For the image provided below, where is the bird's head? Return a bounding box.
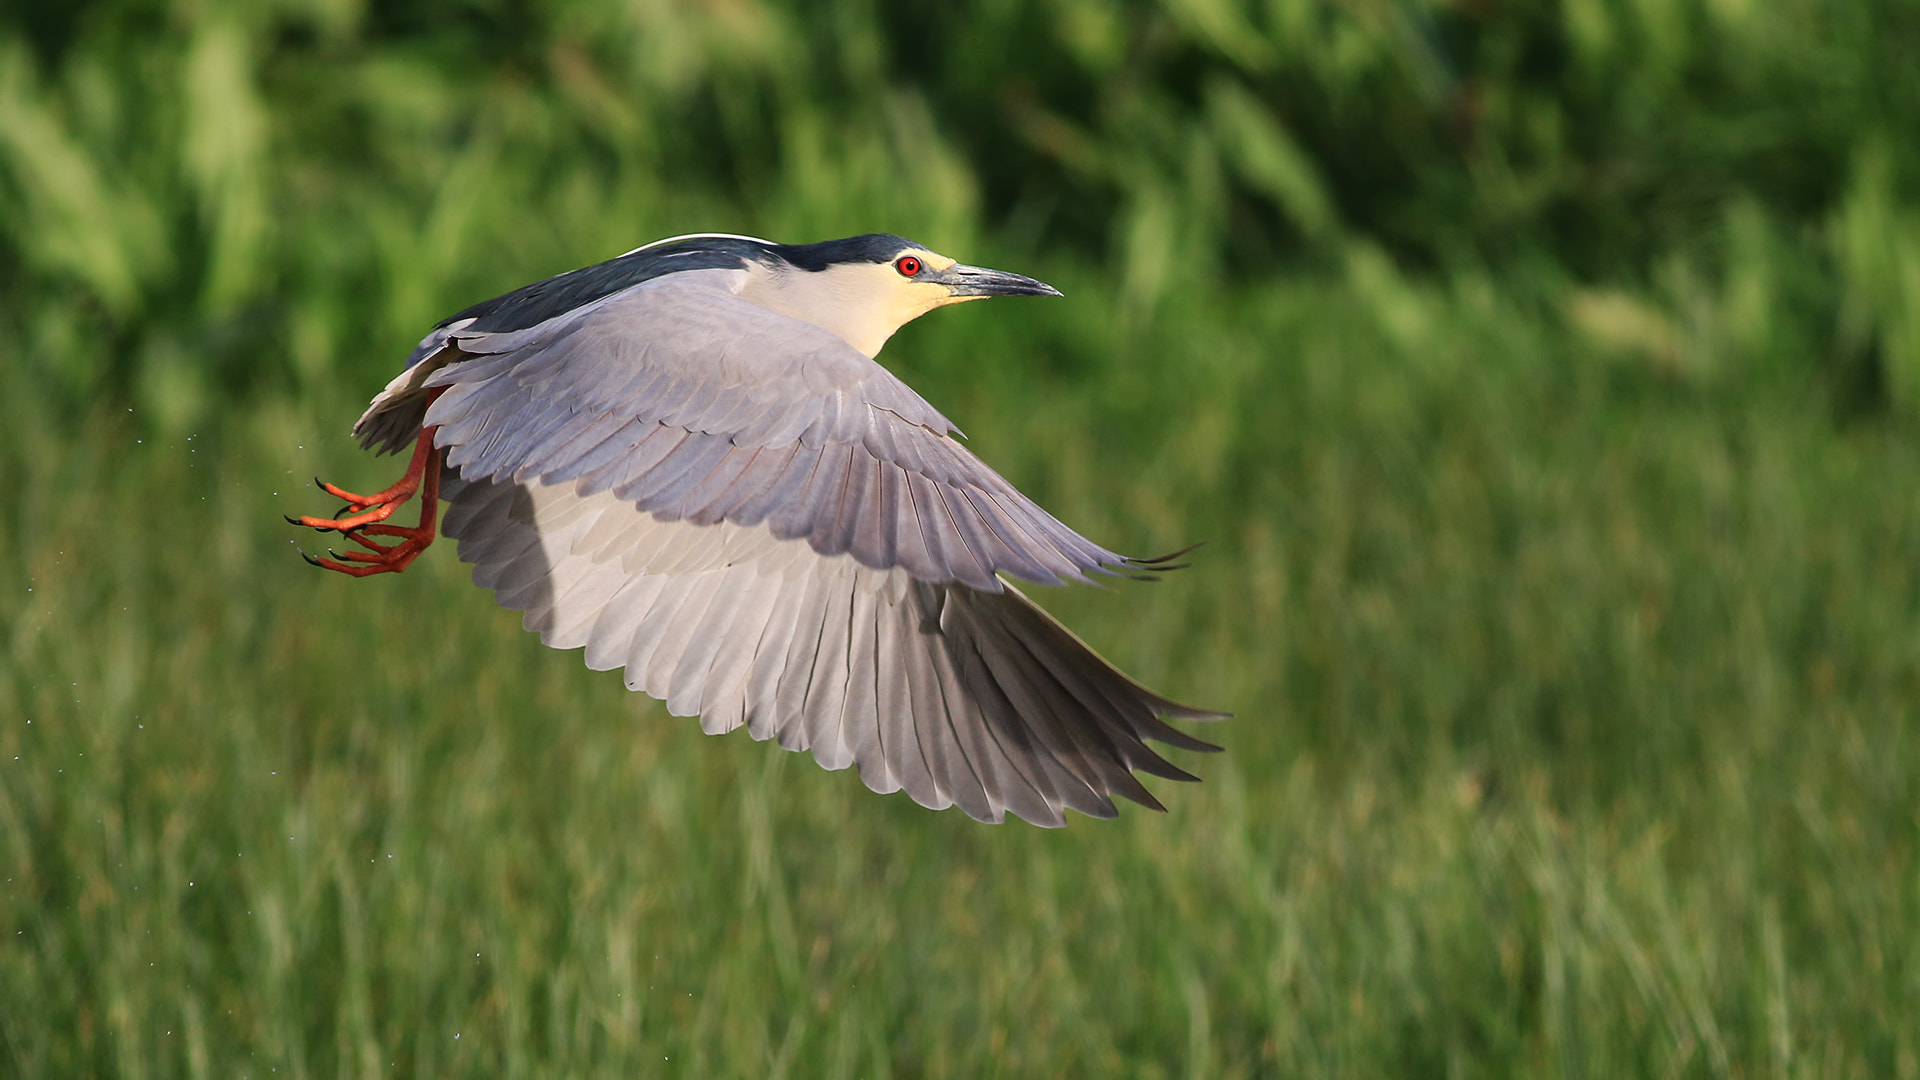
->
[733,234,1062,357]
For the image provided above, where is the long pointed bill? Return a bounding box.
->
[936,263,1064,299]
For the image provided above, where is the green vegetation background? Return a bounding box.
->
[3,1,1918,1075]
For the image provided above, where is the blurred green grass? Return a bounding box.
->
[4,1,1920,1076]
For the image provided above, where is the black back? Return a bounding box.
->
[442,233,923,334]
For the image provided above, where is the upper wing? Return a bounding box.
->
[381,268,1154,591]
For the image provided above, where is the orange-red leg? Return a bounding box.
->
[290,424,443,577]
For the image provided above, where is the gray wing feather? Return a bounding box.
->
[592,426,690,497]
[970,613,1128,814]
[903,473,965,585]
[749,569,819,742]
[615,432,734,506]
[654,444,763,523]
[727,444,822,527]
[547,418,649,488]
[694,573,784,733]
[903,615,1039,818]
[661,575,737,715]
[799,578,858,771]
[437,472,1218,826]
[766,443,848,546]
[584,576,669,672]
[834,585,883,777]
[703,444,801,525]
[770,559,835,755]
[513,411,631,482]
[936,484,1011,590]
[621,573,709,694]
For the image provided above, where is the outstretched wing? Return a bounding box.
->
[441,470,1221,826]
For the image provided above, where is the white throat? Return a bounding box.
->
[736,260,948,358]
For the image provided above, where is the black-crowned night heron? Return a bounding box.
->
[291,233,1224,826]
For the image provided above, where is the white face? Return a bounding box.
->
[737,247,973,358]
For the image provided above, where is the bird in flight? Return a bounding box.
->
[290,232,1224,825]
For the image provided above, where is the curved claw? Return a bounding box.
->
[285,513,345,533]
[300,550,323,567]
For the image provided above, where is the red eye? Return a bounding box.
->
[895,256,922,277]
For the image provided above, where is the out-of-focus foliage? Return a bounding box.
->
[5,0,1920,420]
[6,2,1920,1076]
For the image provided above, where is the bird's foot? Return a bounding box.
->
[290,426,443,577]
